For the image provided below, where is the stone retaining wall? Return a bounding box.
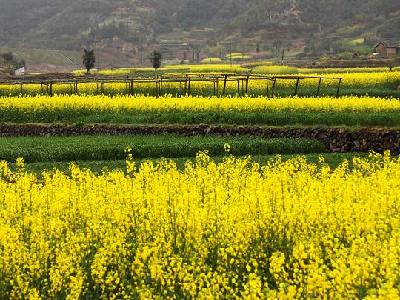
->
[0,124,399,154]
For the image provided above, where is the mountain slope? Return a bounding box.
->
[0,0,398,69]
[0,0,399,47]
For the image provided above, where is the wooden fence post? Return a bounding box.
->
[213,80,216,96]
[336,78,342,98]
[155,80,160,98]
[271,79,277,98]
[223,75,228,95]
[316,78,322,96]
[184,78,188,95]
[294,78,300,96]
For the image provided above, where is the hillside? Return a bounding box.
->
[0,0,399,70]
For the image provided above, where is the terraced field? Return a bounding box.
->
[0,67,399,298]
[1,68,399,97]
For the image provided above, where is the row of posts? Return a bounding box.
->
[14,76,342,98]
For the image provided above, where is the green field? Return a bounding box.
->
[1,105,399,128]
[0,135,325,163]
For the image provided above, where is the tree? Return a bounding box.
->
[83,49,96,74]
[1,52,14,64]
[1,52,25,73]
[150,50,162,70]
[1,52,17,69]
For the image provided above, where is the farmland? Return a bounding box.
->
[0,66,400,298]
[1,68,399,98]
[1,0,400,296]
[0,95,399,127]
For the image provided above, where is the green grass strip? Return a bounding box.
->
[1,110,400,127]
[13,153,368,174]
[0,135,325,163]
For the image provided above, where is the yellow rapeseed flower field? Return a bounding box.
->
[0,71,398,97]
[0,94,399,113]
[0,152,399,298]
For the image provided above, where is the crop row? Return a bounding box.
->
[1,95,399,127]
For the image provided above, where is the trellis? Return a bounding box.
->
[0,73,343,97]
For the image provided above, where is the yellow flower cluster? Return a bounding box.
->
[73,64,400,77]
[1,94,399,113]
[0,152,399,298]
[247,71,399,91]
[253,65,400,75]
[73,64,248,76]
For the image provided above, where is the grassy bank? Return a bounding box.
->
[2,110,396,127]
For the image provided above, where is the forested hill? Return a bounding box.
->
[0,0,398,52]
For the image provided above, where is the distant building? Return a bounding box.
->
[374,42,400,57]
[14,67,25,76]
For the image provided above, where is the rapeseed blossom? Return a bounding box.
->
[0,152,399,298]
[0,71,398,97]
[0,94,399,114]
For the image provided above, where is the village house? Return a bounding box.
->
[374,42,400,57]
